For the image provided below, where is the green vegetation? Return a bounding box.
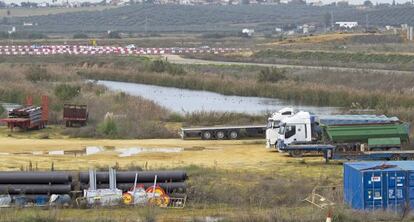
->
[0,31,48,39]
[54,84,81,101]
[73,33,89,39]
[9,5,414,33]
[0,57,264,139]
[186,48,414,71]
[97,115,118,138]
[150,59,186,75]
[256,67,287,83]
[252,49,414,71]
[25,66,51,82]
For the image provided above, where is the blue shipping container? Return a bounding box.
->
[344,161,414,212]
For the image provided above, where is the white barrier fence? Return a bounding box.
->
[0,45,249,56]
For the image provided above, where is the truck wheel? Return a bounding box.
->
[390,154,401,161]
[289,150,303,158]
[216,131,225,140]
[229,130,239,140]
[202,131,212,140]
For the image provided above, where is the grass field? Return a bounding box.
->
[0,6,116,17]
[0,130,411,221]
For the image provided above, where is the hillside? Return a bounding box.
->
[1,4,414,33]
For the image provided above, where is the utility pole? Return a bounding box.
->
[144,16,148,34]
[330,11,334,28]
[365,14,369,30]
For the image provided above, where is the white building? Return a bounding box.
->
[242,28,254,37]
[335,22,358,29]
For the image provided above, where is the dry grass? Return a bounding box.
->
[264,32,367,45]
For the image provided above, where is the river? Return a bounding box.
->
[97,80,339,115]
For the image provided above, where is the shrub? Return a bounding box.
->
[150,60,186,75]
[107,31,121,39]
[257,68,287,83]
[9,31,48,39]
[25,66,51,82]
[73,33,89,39]
[150,60,166,73]
[54,84,80,101]
[97,117,118,137]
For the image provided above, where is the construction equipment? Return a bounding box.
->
[63,104,88,127]
[0,96,48,131]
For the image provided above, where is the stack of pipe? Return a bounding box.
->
[0,172,72,195]
[8,106,43,125]
[79,171,187,194]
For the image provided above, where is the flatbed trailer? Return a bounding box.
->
[280,144,414,163]
[180,125,266,140]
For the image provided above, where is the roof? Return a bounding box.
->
[344,161,414,171]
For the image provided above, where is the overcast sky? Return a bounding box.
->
[1,0,410,5]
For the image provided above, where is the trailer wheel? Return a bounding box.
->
[216,131,226,140]
[406,155,414,160]
[390,154,401,161]
[289,150,303,158]
[229,130,239,140]
[202,131,212,140]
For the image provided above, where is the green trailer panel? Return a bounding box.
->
[324,123,410,144]
[368,137,401,148]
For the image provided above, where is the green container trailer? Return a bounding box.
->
[323,123,410,144]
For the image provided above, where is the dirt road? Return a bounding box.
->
[165,54,414,75]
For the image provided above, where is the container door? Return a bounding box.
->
[408,171,414,210]
[363,171,385,210]
[385,171,407,212]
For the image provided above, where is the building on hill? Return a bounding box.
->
[335,21,358,29]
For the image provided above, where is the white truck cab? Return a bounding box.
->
[276,111,315,149]
[265,107,297,148]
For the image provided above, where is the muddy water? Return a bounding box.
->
[96,80,339,115]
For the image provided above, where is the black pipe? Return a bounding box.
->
[0,172,72,184]
[80,182,186,193]
[79,171,187,183]
[0,184,72,194]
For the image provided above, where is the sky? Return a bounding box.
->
[1,0,411,6]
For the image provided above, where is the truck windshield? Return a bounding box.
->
[278,125,285,134]
[267,120,280,129]
[267,121,273,129]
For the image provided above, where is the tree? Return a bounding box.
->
[73,33,89,39]
[54,84,80,101]
[363,0,373,6]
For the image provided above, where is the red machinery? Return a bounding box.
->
[63,104,88,127]
[0,96,48,131]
